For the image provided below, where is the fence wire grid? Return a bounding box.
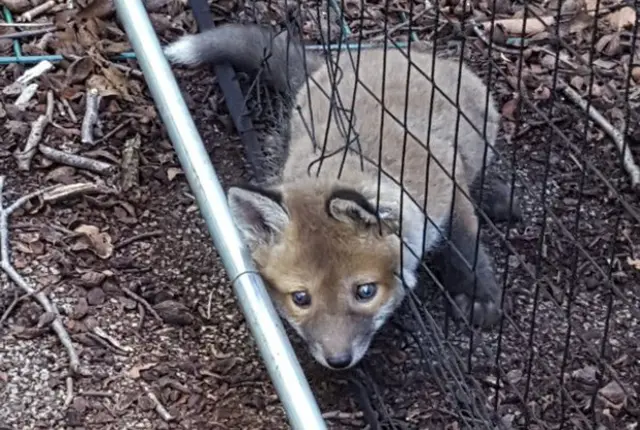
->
[2,0,638,428]
[206,0,640,428]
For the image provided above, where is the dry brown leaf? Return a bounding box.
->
[37,312,57,329]
[598,380,628,409]
[559,0,585,16]
[72,224,113,259]
[501,97,520,121]
[101,66,134,101]
[595,33,622,56]
[127,362,158,379]
[85,74,121,98]
[627,256,640,270]
[584,0,599,15]
[77,0,115,20]
[533,85,551,100]
[66,57,95,86]
[167,168,183,182]
[100,41,132,55]
[568,12,594,34]
[606,6,636,31]
[631,66,640,84]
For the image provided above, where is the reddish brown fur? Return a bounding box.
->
[254,185,398,326]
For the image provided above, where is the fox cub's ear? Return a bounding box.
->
[227,186,289,249]
[327,188,399,234]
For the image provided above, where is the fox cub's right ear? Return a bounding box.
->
[227,186,289,249]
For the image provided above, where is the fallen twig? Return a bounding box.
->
[92,326,132,353]
[142,383,174,422]
[81,89,101,146]
[471,22,522,55]
[561,82,640,189]
[0,22,54,27]
[119,134,141,192]
[77,390,114,397]
[0,177,84,375]
[62,99,78,123]
[2,60,53,95]
[19,0,57,22]
[115,230,163,250]
[37,32,55,51]
[322,410,365,420]
[120,286,163,322]
[0,283,50,329]
[480,16,556,36]
[95,119,131,144]
[0,291,20,327]
[14,83,38,110]
[13,91,54,171]
[0,26,57,40]
[84,332,128,355]
[62,376,74,410]
[38,144,116,175]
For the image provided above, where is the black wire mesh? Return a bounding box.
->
[203,0,640,428]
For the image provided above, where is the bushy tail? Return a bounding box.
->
[164,23,315,94]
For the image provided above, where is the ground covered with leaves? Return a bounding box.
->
[1,0,639,429]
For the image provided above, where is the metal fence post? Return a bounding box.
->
[112,1,327,428]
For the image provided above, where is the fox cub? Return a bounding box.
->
[165,23,518,370]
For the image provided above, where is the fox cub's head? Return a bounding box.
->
[227,182,411,370]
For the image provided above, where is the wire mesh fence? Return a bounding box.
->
[192,0,640,428]
[2,0,639,428]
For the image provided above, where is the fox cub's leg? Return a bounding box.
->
[470,175,522,224]
[435,191,502,328]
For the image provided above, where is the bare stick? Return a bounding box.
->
[115,230,163,250]
[62,376,74,410]
[142,383,174,422]
[322,410,364,420]
[0,177,84,375]
[14,115,48,171]
[0,282,52,329]
[13,90,54,171]
[0,26,57,40]
[120,286,162,322]
[38,144,116,175]
[37,32,55,51]
[0,291,20,327]
[81,89,101,146]
[480,16,556,36]
[2,60,53,95]
[19,0,57,22]
[561,82,640,189]
[62,99,78,123]
[0,22,54,28]
[120,134,141,192]
[95,119,131,144]
[14,83,38,110]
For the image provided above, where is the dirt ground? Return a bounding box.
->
[1,0,640,429]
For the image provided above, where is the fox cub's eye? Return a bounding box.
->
[291,291,312,308]
[355,283,378,302]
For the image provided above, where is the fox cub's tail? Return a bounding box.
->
[164,23,314,94]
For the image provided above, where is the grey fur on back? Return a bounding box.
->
[164,23,321,96]
[165,24,499,189]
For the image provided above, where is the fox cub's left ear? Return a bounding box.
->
[327,188,399,234]
[227,186,289,249]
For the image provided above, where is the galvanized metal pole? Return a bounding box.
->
[113,1,327,428]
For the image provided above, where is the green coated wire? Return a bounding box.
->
[399,11,419,43]
[328,0,352,40]
[0,3,416,66]
[2,6,22,57]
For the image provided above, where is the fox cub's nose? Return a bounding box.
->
[326,353,353,369]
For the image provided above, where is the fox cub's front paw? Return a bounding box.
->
[452,289,502,328]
